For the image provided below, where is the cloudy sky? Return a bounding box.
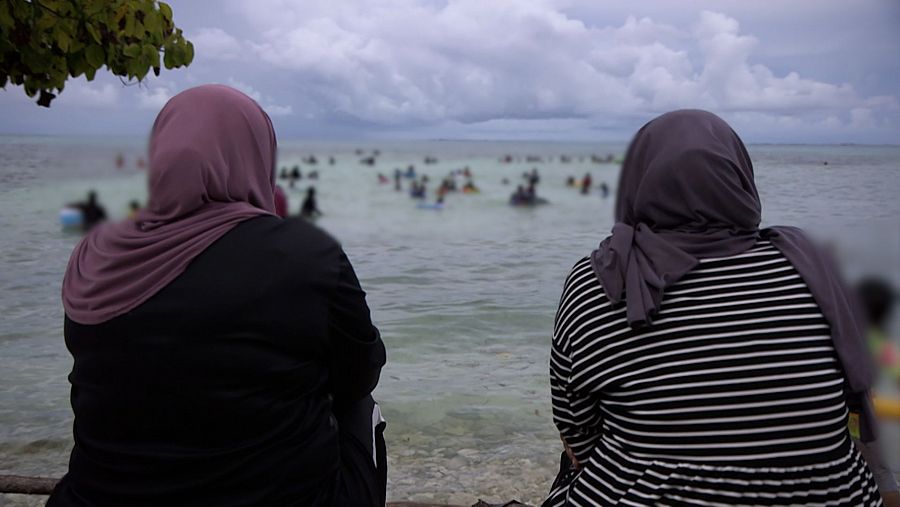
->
[2,0,899,143]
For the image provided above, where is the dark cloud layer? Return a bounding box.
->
[1,0,898,143]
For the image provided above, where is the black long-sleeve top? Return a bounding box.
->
[49,216,385,506]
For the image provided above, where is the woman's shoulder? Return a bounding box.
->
[203,216,345,276]
[237,215,341,252]
[567,256,593,282]
[561,256,604,297]
[694,239,782,267]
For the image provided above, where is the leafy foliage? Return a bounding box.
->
[0,0,193,107]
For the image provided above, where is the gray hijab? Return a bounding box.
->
[591,109,876,440]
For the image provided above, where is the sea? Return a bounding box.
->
[1,137,898,505]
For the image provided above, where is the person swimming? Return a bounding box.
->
[300,186,322,219]
[853,278,900,503]
[289,166,302,188]
[510,185,527,205]
[580,172,592,194]
[127,200,141,220]
[599,181,609,198]
[68,190,108,231]
[410,180,426,199]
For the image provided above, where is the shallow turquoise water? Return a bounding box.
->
[1,138,898,503]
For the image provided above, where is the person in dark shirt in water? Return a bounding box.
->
[69,190,108,231]
[510,185,528,205]
[301,186,322,219]
[599,181,610,198]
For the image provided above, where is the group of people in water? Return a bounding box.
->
[279,165,321,189]
[499,152,618,165]
[49,87,899,507]
[66,169,322,235]
[378,165,480,208]
[565,173,610,196]
[378,163,604,209]
[509,168,545,206]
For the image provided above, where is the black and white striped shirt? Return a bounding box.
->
[545,241,881,506]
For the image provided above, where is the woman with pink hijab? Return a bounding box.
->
[50,85,386,506]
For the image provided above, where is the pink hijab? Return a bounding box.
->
[62,85,277,325]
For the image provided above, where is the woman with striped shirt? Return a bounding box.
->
[543,110,884,506]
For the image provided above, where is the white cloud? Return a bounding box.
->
[191,27,245,60]
[225,78,293,116]
[266,104,294,116]
[136,85,173,110]
[212,0,896,134]
[62,79,120,107]
[225,77,262,102]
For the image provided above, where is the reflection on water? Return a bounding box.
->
[0,138,898,504]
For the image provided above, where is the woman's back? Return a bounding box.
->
[547,240,881,505]
[53,216,385,506]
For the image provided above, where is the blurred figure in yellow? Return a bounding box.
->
[855,277,900,506]
[126,200,141,220]
[858,278,900,384]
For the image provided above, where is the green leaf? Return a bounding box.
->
[124,13,135,37]
[133,60,149,80]
[0,3,13,28]
[68,52,87,77]
[24,80,38,97]
[123,43,140,57]
[183,41,194,65]
[84,0,107,17]
[36,12,57,32]
[162,46,174,69]
[56,30,72,52]
[142,44,158,67]
[143,12,158,34]
[12,1,31,21]
[158,2,172,22]
[85,44,105,68]
[85,23,102,44]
